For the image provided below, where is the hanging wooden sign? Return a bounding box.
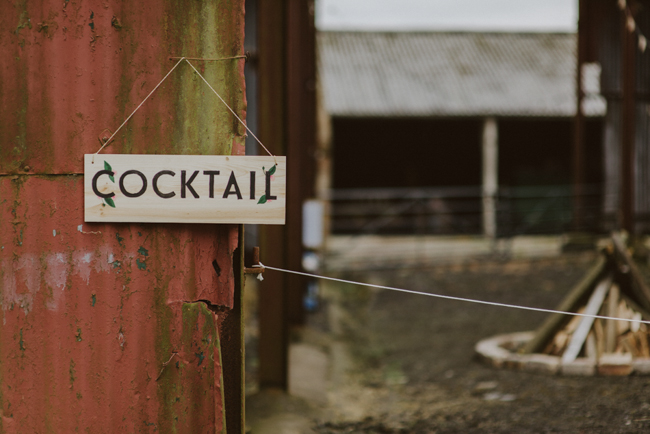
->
[84,154,286,224]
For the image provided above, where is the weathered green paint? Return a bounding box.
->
[136,258,147,270]
[69,359,76,387]
[155,302,225,433]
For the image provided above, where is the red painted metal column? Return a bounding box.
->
[0,1,246,432]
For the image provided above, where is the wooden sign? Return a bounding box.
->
[84,154,286,224]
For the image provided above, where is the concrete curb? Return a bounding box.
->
[475,332,650,376]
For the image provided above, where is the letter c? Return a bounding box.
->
[153,170,176,198]
[92,170,115,198]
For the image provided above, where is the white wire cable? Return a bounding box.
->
[253,262,650,325]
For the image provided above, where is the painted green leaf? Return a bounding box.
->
[104,161,115,182]
[105,197,116,208]
[268,164,277,176]
[257,195,267,204]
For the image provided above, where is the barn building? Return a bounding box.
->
[318,31,606,237]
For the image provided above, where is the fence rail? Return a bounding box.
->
[328,184,604,237]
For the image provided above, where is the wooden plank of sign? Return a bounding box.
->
[84,154,286,224]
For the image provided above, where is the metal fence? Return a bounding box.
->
[328,184,604,237]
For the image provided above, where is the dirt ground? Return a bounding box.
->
[248,250,650,433]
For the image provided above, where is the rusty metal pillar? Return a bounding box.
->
[0,1,246,432]
[621,6,637,233]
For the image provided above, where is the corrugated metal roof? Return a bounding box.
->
[318,31,606,118]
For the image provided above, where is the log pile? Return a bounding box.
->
[543,285,649,359]
[521,232,650,374]
[476,232,650,376]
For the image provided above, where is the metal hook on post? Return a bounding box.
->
[244,246,265,280]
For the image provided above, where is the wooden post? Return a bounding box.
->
[286,0,317,326]
[573,0,587,231]
[482,117,498,239]
[257,0,289,390]
[255,0,317,390]
[621,7,636,233]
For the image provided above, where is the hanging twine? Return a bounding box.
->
[183,59,277,165]
[94,55,276,164]
[94,57,186,158]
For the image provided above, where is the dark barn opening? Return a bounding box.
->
[332,117,482,189]
[330,117,603,236]
[497,118,603,236]
[320,31,606,237]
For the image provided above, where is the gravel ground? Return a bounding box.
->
[310,251,650,433]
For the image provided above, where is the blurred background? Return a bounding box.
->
[244,1,650,432]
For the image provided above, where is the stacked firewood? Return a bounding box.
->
[522,233,650,365]
[543,283,650,360]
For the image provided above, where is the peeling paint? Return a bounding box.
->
[69,359,76,387]
[72,251,93,284]
[1,254,42,316]
[19,329,25,352]
[45,253,68,292]
[136,258,147,271]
